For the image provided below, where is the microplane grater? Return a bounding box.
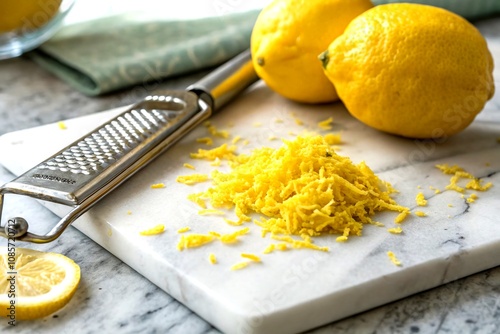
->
[0,49,258,243]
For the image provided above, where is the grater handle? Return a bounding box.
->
[187,49,259,112]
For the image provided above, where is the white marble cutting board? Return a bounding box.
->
[0,81,499,334]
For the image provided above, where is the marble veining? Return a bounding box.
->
[0,15,499,334]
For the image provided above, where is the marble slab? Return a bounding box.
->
[0,80,499,334]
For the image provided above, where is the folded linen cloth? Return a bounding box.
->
[28,10,260,96]
[28,0,498,96]
[374,0,500,19]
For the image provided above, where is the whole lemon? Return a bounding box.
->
[321,3,495,138]
[251,0,373,104]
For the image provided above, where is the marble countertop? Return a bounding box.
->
[1,16,500,334]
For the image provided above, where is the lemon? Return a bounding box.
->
[320,3,495,139]
[0,0,62,34]
[0,248,80,320]
[251,0,373,104]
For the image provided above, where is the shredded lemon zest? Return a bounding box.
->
[190,143,237,161]
[196,137,214,146]
[209,253,217,264]
[436,164,492,193]
[231,261,249,270]
[140,224,165,236]
[324,133,342,145]
[415,192,427,206]
[176,174,209,185]
[57,121,67,130]
[388,226,403,234]
[232,135,242,144]
[199,136,407,241]
[177,234,215,251]
[150,183,166,189]
[252,122,262,127]
[187,193,207,208]
[177,227,191,233]
[387,251,402,266]
[241,253,261,262]
[198,209,225,216]
[183,163,196,170]
[394,210,410,224]
[414,211,427,217]
[467,193,478,203]
[318,117,333,130]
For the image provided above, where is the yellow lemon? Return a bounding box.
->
[251,0,373,104]
[0,0,62,34]
[321,3,495,139]
[0,248,80,320]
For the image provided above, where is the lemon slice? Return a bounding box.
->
[0,248,80,320]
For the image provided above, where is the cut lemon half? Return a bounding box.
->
[0,248,81,320]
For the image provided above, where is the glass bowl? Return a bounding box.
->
[0,0,75,60]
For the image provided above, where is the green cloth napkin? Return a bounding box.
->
[28,10,260,96]
[374,0,500,20]
[28,1,499,96]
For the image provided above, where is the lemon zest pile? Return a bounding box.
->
[195,136,407,242]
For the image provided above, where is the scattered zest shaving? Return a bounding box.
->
[177,234,215,251]
[211,227,249,244]
[415,192,427,206]
[198,209,225,216]
[140,224,165,236]
[177,227,191,233]
[414,211,427,217]
[57,121,67,130]
[190,144,237,161]
[183,163,196,170]
[436,164,492,193]
[394,210,410,224]
[176,174,209,185]
[241,253,261,262]
[318,117,333,130]
[196,137,214,146]
[231,261,249,270]
[387,251,402,266]
[209,253,217,264]
[388,227,403,234]
[150,183,166,189]
[324,133,342,145]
